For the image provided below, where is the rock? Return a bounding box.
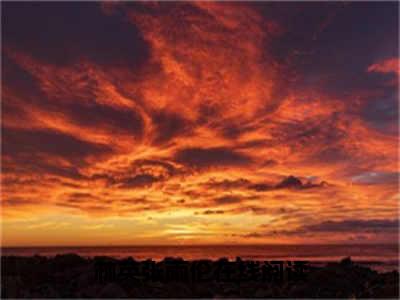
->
[99,283,127,298]
[1,255,398,298]
[30,284,60,298]
[77,284,103,298]
[340,256,353,267]
[52,253,86,271]
[254,287,274,298]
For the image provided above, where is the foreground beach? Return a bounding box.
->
[2,254,399,298]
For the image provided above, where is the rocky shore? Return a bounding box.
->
[2,254,399,298]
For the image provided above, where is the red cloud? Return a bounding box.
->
[367,57,399,75]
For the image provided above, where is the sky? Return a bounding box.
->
[1,1,399,246]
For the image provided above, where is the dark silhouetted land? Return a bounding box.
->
[2,254,399,298]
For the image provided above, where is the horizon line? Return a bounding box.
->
[2,242,398,249]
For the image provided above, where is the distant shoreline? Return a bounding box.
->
[1,255,398,273]
[2,244,398,273]
[2,242,399,248]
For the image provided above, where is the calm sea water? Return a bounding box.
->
[2,244,398,272]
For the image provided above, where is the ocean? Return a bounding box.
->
[2,244,398,272]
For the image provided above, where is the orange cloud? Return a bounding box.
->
[368,57,399,75]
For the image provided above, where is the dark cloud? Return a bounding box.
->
[117,197,151,205]
[211,119,258,140]
[118,174,159,189]
[257,2,399,147]
[2,128,112,184]
[65,192,98,203]
[361,92,399,135]
[2,55,43,124]
[2,54,42,96]
[262,2,398,97]
[246,219,400,238]
[3,44,145,139]
[312,146,350,164]
[2,2,151,69]
[60,103,145,139]
[1,127,115,182]
[248,207,270,215]
[151,111,191,145]
[203,175,326,193]
[35,165,85,181]
[248,176,326,192]
[213,195,245,205]
[196,102,222,125]
[2,127,112,164]
[174,147,252,168]
[2,197,38,207]
[1,177,38,187]
[248,183,272,192]
[272,113,348,150]
[203,178,250,190]
[304,219,399,233]
[132,159,179,177]
[202,209,225,215]
[4,78,144,140]
[233,232,264,238]
[351,171,399,185]
[276,175,303,189]
[262,159,278,167]
[219,124,243,139]
[90,159,179,189]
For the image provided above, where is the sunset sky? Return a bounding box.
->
[2,2,399,246]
